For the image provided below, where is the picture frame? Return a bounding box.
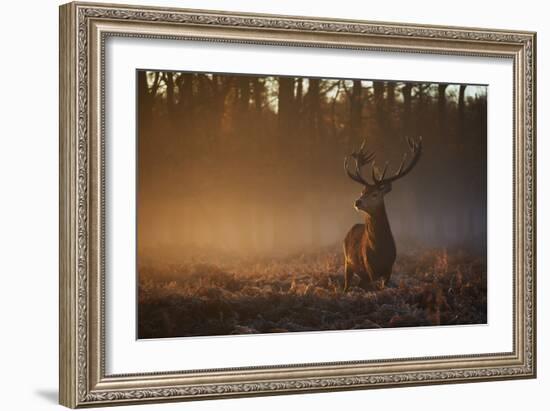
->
[59,1,536,408]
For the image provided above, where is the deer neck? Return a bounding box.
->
[364,203,394,244]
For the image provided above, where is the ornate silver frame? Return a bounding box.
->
[59,1,536,408]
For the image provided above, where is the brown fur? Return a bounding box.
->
[343,203,396,291]
[342,135,422,291]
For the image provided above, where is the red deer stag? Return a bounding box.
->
[343,136,422,292]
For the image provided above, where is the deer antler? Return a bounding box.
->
[374,136,422,185]
[345,136,422,187]
[344,138,376,186]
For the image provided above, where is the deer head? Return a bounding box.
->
[344,136,422,215]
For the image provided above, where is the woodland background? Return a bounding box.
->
[137,71,487,258]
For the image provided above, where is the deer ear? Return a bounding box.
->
[381,183,392,194]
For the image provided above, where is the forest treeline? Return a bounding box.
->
[137,71,487,258]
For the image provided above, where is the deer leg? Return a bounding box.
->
[379,267,393,289]
[343,262,353,292]
[358,268,375,291]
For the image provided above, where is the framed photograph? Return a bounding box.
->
[59,2,536,408]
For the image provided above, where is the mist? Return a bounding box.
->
[136,71,487,264]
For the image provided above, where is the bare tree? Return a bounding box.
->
[438,84,449,136]
[277,77,295,152]
[137,71,160,128]
[164,72,176,121]
[373,81,385,134]
[350,80,363,144]
[402,83,412,135]
[458,85,467,141]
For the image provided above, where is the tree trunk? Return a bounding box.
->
[373,81,385,136]
[458,85,467,143]
[438,84,448,137]
[307,78,322,248]
[386,82,396,137]
[295,78,303,109]
[252,78,264,113]
[277,77,294,149]
[271,77,295,249]
[137,71,151,129]
[350,80,363,144]
[307,79,320,137]
[165,72,176,121]
[209,74,229,149]
[386,82,395,113]
[402,83,412,135]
